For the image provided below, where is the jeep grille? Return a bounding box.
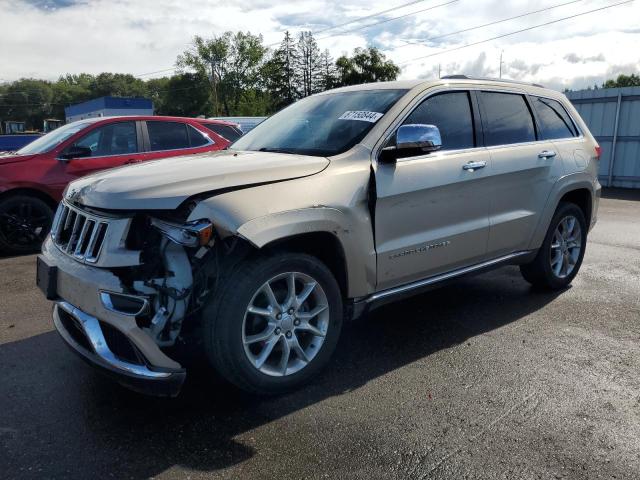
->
[51,202,109,263]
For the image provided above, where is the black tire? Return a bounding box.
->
[520,202,587,290]
[203,252,343,395]
[0,195,54,255]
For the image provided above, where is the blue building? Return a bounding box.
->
[65,96,154,123]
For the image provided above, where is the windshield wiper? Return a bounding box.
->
[258,147,298,154]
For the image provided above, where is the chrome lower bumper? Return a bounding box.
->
[53,301,185,396]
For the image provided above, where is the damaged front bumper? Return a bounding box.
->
[54,302,185,396]
[41,237,186,396]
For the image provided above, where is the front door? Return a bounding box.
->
[375,90,492,291]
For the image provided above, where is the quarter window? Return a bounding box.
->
[71,121,138,158]
[403,91,475,151]
[480,92,536,146]
[147,121,190,151]
[187,125,210,147]
[533,96,578,139]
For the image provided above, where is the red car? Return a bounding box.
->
[0,115,242,254]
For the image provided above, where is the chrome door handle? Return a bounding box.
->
[538,150,556,158]
[462,161,486,171]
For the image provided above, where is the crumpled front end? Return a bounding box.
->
[39,200,216,396]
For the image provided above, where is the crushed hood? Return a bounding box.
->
[66,150,330,210]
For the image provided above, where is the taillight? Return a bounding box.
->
[594,144,602,160]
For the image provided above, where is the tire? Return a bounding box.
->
[203,252,343,395]
[520,202,587,290]
[0,195,54,255]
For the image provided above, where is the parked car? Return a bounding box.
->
[0,116,237,254]
[37,76,601,397]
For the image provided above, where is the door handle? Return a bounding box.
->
[462,161,486,171]
[125,158,142,164]
[538,150,556,159]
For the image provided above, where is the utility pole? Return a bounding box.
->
[499,50,504,79]
[438,63,441,79]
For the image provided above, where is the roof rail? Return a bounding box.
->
[440,74,545,89]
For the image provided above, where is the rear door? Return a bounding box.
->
[375,90,492,290]
[60,120,143,178]
[530,95,583,171]
[479,90,562,256]
[140,120,218,161]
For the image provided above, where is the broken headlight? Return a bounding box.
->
[150,218,214,247]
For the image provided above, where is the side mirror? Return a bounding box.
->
[59,145,92,160]
[380,124,442,162]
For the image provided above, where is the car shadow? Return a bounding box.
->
[1,267,564,479]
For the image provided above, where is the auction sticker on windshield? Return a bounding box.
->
[339,111,384,123]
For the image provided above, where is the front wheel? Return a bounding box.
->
[520,202,587,290]
[0,195,54,255]
[203,253,343,395]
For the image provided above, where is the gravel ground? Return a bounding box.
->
[1,189,639,480]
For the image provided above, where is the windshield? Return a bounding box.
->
[231,89,407,156]
[16,120,93,155]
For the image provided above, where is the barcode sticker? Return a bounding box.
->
[338,111,384,123]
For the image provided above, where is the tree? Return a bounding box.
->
[148,73,212,117]
[0,79,54,130]
[177,31,267,116]
[335,47,400,87]
[319,49,338,91]
[262,31,298,110]
[603,73,640,88]
[294,31,322,97]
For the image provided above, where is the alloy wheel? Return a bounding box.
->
[242,272,330,377]
[550,215,582,279]
[0,201,51,251]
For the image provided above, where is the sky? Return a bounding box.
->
[1,0,639,91]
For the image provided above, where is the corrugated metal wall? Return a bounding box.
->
[567,86,640,189]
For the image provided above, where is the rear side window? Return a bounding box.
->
[187,125,210,147]
[403,91,475,151]
[480,92,536,146]
[201,123,242,142]
[147,121,190,151]
[532,96,578,139]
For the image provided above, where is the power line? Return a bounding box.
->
[313,0,429,36]
[316,0,459,41]
[398,0,633,66]
[396,0,585,49]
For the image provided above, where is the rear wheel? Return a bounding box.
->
[0,195,54,255]
[520,202,587,290]
[203,253,343,394]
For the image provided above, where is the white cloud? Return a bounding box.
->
[1,0,639,90]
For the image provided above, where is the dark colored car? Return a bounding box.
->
[0,116,240,254]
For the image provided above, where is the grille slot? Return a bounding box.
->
[51,203,109,263]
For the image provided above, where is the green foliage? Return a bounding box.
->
[336,47,400,86]
[177,31,267,116]
[602,73,640,88]
[0,30,402,130]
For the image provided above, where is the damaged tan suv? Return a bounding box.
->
[37,76,601,396]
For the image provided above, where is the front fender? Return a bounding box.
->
[236,207,376,298]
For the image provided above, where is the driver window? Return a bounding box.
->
[403,92,475,151]
[71,122,138,158]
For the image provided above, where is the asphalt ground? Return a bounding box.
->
[1,189,639,479]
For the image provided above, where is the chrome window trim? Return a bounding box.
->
[373,85,585,164]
